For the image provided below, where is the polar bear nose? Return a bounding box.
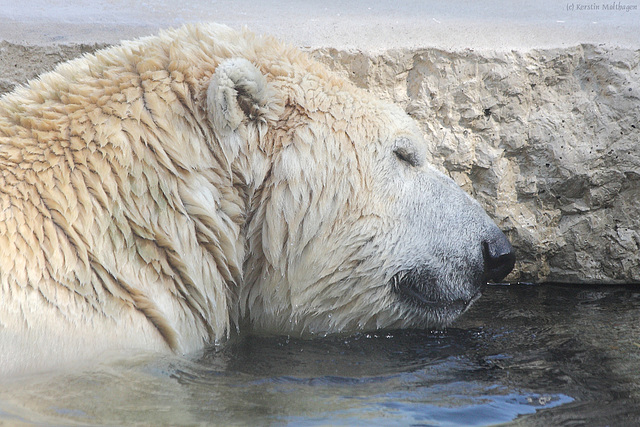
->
[482,232,516,283]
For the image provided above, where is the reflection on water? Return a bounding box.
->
[1,284,639,425]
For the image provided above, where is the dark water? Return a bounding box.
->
[1,283,639,426]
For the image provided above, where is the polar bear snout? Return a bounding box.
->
[482,230,516,283]
[389,226,515,327]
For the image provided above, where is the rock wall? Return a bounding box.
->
[0,41,107,94]
[314,46,640,284]
[1,42,638,284]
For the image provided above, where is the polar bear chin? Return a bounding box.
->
[390,268,483,326]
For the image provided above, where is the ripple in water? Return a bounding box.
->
[1,283,639,425]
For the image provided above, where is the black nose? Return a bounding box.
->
[482,231,516,282]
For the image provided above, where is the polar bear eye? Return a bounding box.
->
[392,136,425,168]
[394,146,420,167]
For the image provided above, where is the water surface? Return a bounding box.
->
[1,283,639,425]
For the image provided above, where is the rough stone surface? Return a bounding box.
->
[314,46,640,284]
[1,42,639,284]
[0,41,107,94]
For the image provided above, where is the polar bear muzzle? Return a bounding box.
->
[391,226,515,323]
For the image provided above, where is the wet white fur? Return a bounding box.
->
[0,24,499,376]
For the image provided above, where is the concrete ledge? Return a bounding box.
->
[1,1,639,283]
[1,0,638,50]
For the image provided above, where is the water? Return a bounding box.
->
[1,283,639,426]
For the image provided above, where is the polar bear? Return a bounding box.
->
[0,24,514,376]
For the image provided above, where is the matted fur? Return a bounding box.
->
[0,24,511,376]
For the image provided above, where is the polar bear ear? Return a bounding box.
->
[207,58,280,133]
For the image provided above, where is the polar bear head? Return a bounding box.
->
[206,54,515,337]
